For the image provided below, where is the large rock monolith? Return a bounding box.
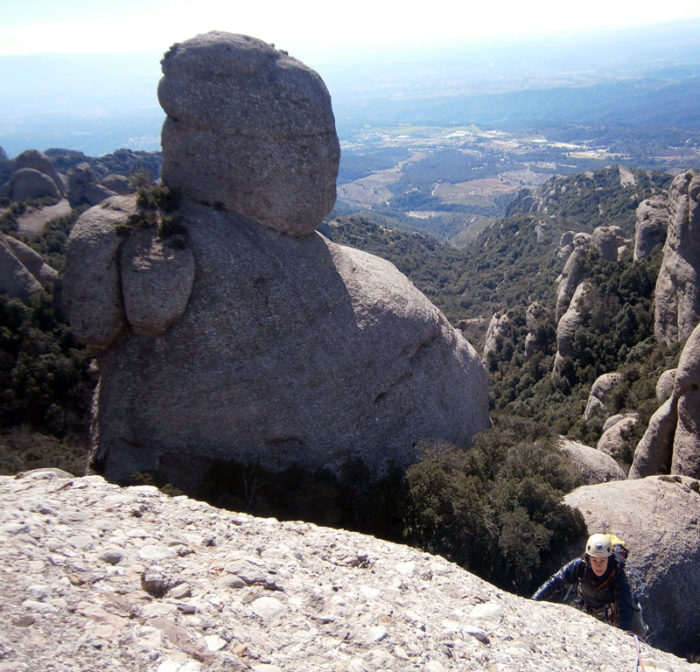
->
[63,32,489,490]
[158,32,340,236]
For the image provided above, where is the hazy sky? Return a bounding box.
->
[3,0,700,58]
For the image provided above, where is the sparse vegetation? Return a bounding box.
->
[121,181,188,241]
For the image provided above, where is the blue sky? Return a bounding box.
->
[3,0,700,58]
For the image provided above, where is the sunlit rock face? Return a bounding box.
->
[158,31,340,236]
[3,470,697,669]
[654,169,700,346]
[63,32,490,491]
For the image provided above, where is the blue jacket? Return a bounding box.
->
[532,555,637,630]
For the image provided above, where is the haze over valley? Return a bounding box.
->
[2,20,699,244]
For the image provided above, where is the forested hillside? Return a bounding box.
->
[329,166,681,444]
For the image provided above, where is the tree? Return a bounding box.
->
[404,416,586,594]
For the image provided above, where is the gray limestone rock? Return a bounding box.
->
[634,195,669,261]
[68,163,117,207]
[7,167,61,201]
[482,310,513,359]
[583,372,624,420]
[654,169,700,346]
[656,369,677,402]
[100,174,134,195]
[0,234,44,301]
[534,219,552,243]
[14,149,65,196]
[0,232,57,302]
[523,302,551,358]
[630,321,700,480]
[553,282,591,377]
[558,438,626,484]
[81,202,489,487]
[158,32,340,236]
[629,398,677,479]
[523,332,538,358]
[2,233,58,287]
[671,322,700,477]
[603,413,626,432]
[121,227,195,336]
[64,194,195,344]
[591,225,625,262]
[556,303,584,359]
[525,301,549,330]
[62,36,489,489]
[555,244,589,319]
[556,230,575,266]
[674,388,700,478]
[62,196,134,347]
[596,414,638,467]
[564,475,700,656]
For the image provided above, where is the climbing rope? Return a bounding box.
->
[632,634,647,672]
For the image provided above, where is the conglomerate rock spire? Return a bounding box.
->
[158,32,340,236]
[62,32,490,491]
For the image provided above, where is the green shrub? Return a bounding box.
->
[123,183,187,241]
[0,291,95,439]
[403,416,586,594]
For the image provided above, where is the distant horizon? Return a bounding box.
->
[1,17,699,160]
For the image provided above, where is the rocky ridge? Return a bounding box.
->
[0,149,134,208]
[506,168,700,474]
[1,469,697,672]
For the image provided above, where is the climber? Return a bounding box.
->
[531,533,647,637]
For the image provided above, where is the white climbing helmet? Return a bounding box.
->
[586,533,612,557]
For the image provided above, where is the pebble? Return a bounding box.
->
[100,549,124,565]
